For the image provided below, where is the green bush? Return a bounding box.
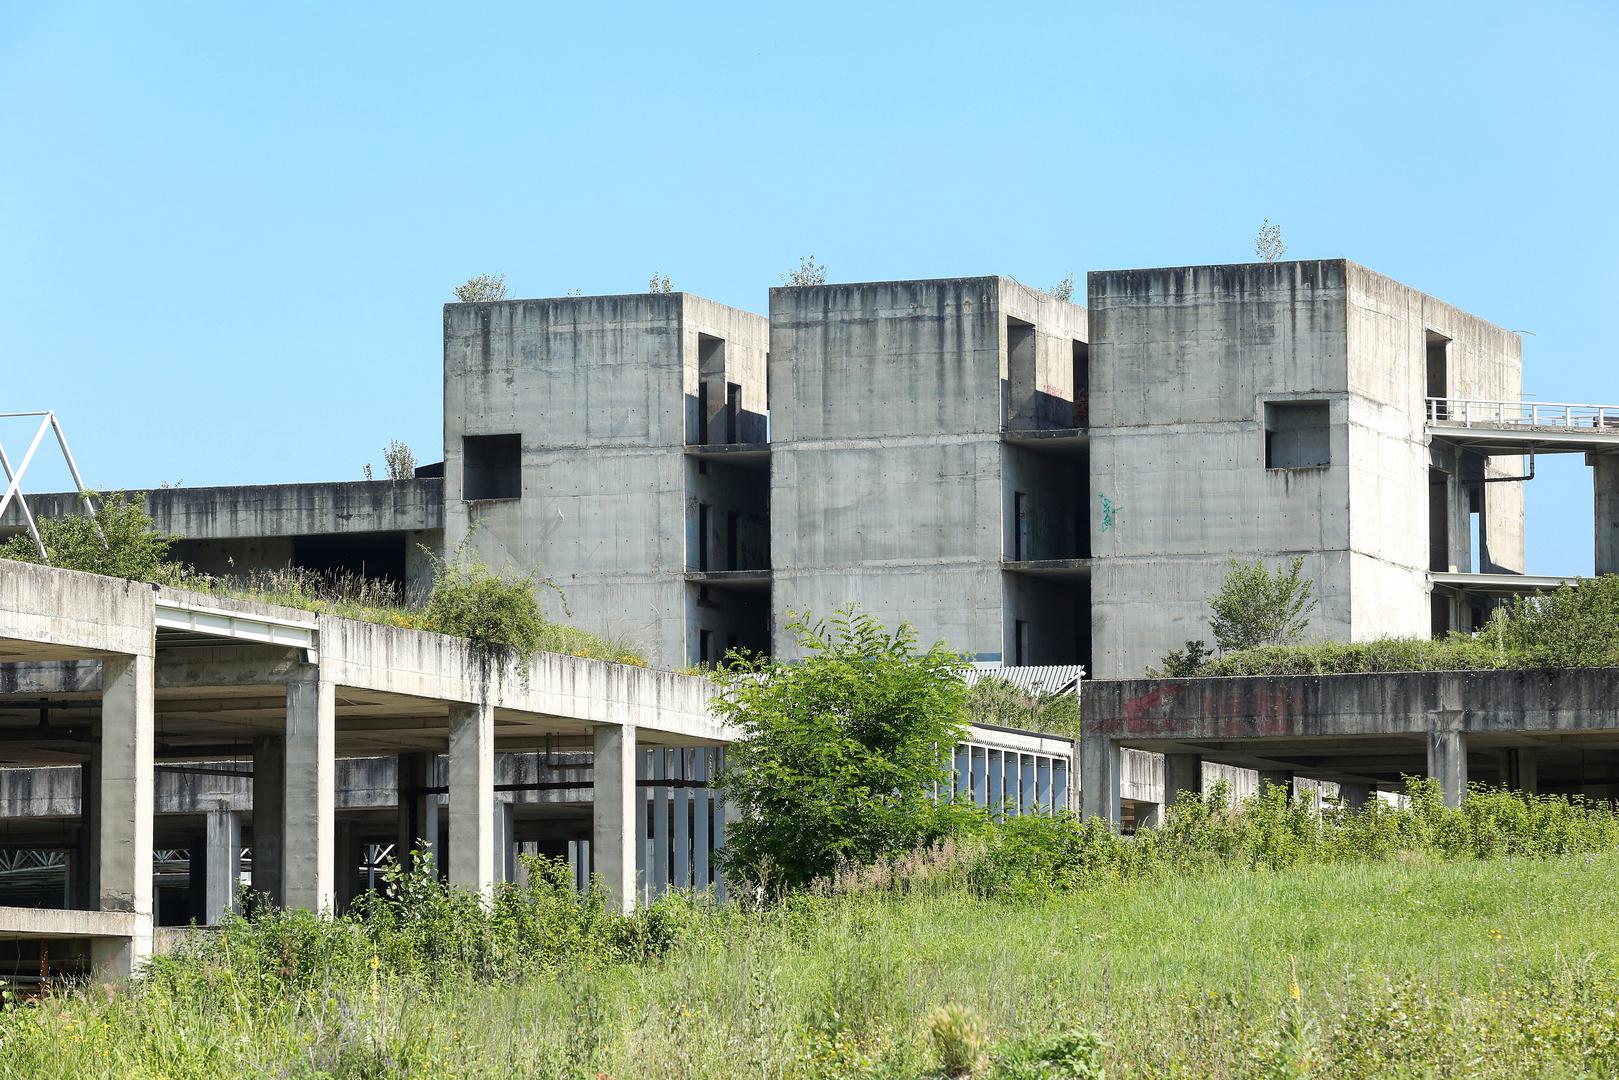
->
[0,491,187,584]
[967,676,1081,738]
[712,606,979,893]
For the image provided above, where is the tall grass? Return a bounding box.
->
[4,785,1619,1078]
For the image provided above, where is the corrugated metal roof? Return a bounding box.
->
[966,664,1084,695]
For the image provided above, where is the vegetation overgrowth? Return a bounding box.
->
[5,785,1619,1077]
[0,493,645,665]
[1174,573,1619,677]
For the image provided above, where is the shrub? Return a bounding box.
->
[930,1004,988,1077]
[1491,575,1619,668]
[992,1027,1107,1080]
[712,605,978,893]
[967,676,1080,738]
[417,548,564,665]
[0,491,187,584]
[1209,556,1318,652]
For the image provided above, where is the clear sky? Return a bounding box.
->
[2,2,1615,574]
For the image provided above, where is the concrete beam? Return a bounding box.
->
[282,667,335,912]
[592,723,638,910]
[1427,727,1468,807]
[92,653,154,979]
[1597,453,1619,577]
[448,701,495,897]
[1080,733,1121,825]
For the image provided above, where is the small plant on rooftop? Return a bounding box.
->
[1154,639,1214,677]
[453,273,507,302]
[1047,272,1076,302]
[1208,556,1317,653]
[382,439,416,481]
[781,255,827,287]
[1256,219,1286,262]
[418,545,565,668]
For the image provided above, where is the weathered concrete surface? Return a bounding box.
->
[1597,453,1619,576]
[769,277,1087,665]
[447,701,495,896]
[1086,260,1523,678]
[442,293,769,669]
[592,722,637,911]
[0,562,155,661]
[1083,668,1619,809]
[0,904,135,939]
[0,480,443,540]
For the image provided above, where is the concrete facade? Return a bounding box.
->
[1087,260,1525,679]
[769,278,1088,665]
[442,294,770,669]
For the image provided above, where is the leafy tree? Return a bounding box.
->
[1048,272,1075,302]
[454,273,507,302]
[0,492,185,583]
[1256,219,1286,262]
[713,606,975,892]
[382,439,416,481]
[781,255,827,287]
[1208,557,1317,653]
[648,272,673,294]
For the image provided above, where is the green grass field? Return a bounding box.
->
[5,852,1618,1078]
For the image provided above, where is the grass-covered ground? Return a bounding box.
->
[4,850,1618,1078]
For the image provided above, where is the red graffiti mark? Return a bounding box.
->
[1123,682,1185,724]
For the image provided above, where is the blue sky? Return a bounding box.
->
[2,2,1615,574]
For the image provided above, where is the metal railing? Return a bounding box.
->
[1427,397,1619,430]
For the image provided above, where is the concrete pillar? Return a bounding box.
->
[1427,728,1468,807]
[71,756,100,910]
[592,724,638,911]
[1505,748,1539,796]
[494,801,515,885]
[1079,733,1120,825]
[1258,770,1295,801]
[448,701,495,897]
[1596,452,1619,576]
[1163,753,1202,809]
[91,653,154,979]
[204,802,240,923]
[282,666,335,912]
[1338,783,1372,810]
[395,752,439,874]
[251,734,285,905]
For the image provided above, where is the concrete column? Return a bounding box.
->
[1505,748,1539,796]
[1163,753,1202,809]
[494,801,515,885]
[1258,770,1295,801]
[91,653,154,979]
[1596,452,1619,576]
[395,752,439,874]
[1427,728,1468,808]
[72,755,100,910]
[1079,733,1120,825]
[448,701,495,897]
[204,802,240,923]
[252,734,285,905]
[282,667,335,912]
[592,723,638,911]
[1338,783,1372,810]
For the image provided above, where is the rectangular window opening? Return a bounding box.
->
[1468,484,1483,574]
[1014,619,1030,667]
[1263,401,1331,469]
[726,382,741,443]
[462,434,521,500]
[1429,468,1450,573]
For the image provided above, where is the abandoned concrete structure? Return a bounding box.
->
[10,259,1614,680]
[4,256,1618,979]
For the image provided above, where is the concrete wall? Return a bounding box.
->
[769,277,1086,662]
[1,481,443,540]
[1344,263,1524,636]
[442,294,768,669]
[1087,261,1354,678]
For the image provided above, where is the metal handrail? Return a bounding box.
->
[1426,397,1619,430]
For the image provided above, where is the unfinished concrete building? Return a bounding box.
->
[1086,259,1530,679]
[768,278,1089,666]
[441,293,771,667]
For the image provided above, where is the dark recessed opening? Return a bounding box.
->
[463,434,521,500]
[1072,341,1089,426]
[1264,401,1331,469]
